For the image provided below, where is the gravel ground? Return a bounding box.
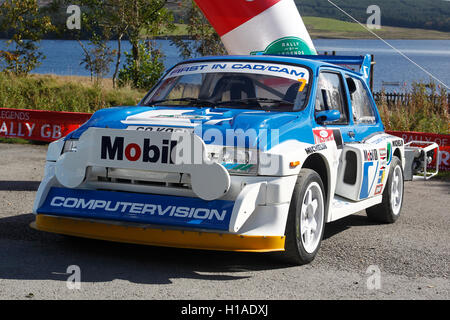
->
[0,143,448,300]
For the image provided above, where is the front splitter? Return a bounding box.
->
[31,214,286,253]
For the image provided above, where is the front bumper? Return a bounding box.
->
[32,127,298,251]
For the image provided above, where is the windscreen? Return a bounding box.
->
[143,61,311,112]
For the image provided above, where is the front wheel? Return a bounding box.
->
[283,169,326,265]
[366,156,404,223]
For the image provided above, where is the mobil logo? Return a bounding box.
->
[364,149,379,162]
[100,136,178,164]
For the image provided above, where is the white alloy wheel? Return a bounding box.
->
[366,156,404,224]
[390,165,403,216]
[284,169,326,265]
[300,181,325,254]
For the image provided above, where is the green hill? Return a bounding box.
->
[169,0,449,38]
[295,0,450,32]
[302,16,450,40]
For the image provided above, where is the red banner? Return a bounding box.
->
[387,130,450,171]
[0,108,92,142]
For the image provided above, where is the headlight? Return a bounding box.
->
[208,146,258,175]
[62,139,78,154]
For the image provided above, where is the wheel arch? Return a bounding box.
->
[301,153,331,220]
[394,148,402,163]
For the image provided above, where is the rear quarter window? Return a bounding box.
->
[347,77,376,124]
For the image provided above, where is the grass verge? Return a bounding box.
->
[0,73,146,113]
[377,82,449,135]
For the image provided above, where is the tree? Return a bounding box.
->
[118,41,165,89]
[172,0,226,59]
[0,0,55,76]
[65,0,173,88]
[51,0,116,85]
[115,0,174,88]
[79,36,116,85]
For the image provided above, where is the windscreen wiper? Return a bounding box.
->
[146,98,216,107]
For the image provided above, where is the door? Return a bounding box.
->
[314,71,355,144]
[334,76,387,201]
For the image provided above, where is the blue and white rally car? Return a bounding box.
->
[32,54,405,264]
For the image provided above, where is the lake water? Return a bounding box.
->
[1,39,449,92]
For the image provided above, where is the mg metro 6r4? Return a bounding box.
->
[33,54,405,265]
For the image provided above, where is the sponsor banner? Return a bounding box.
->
[38,187,234,231]
[0,108,91,142]
[387,131,449,147]
[194,0,316,55]
[386,130,450,171]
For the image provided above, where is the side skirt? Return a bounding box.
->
[329,195,382,222]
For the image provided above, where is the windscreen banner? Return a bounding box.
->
[193,0,317,56]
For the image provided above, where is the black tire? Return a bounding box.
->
[366,156,404,223]
[282,169,326,265]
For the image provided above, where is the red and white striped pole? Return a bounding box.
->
[193,0,317,56]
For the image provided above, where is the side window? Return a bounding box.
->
[347,77,376,124]
[315,72,348,124]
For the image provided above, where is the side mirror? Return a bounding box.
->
[315,110,341,124]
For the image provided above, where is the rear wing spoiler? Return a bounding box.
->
[257,53,375,91]
[298,54,374,91]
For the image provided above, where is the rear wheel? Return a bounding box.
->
[283,169,326,265]
[366,156,404,223]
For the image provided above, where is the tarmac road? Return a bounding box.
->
[0,143,448,300]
